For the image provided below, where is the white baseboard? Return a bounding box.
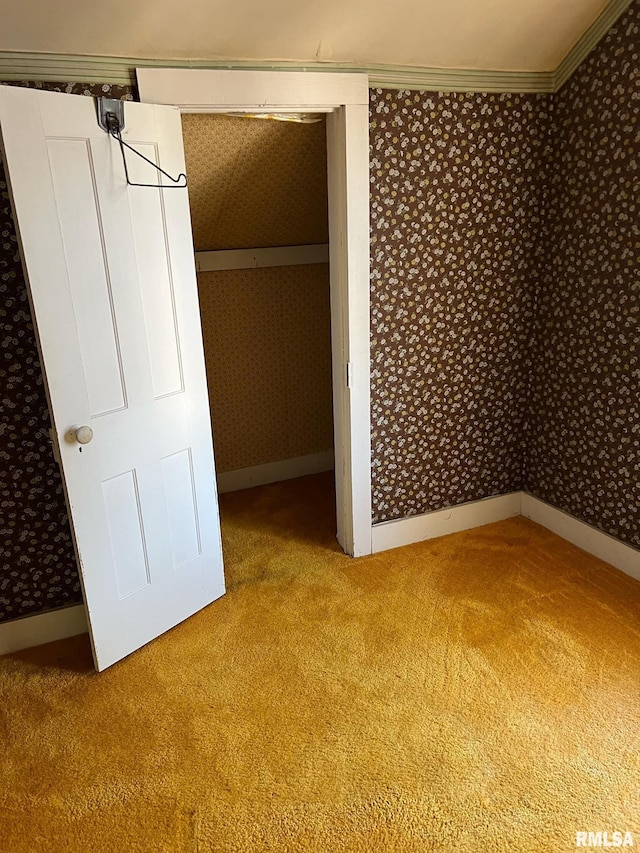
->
[521,493,640,582]
[2,491,637,658]
[217,449,334,494]
[371,491,640,583]
[0,603,88,656]
[371,492,523,553]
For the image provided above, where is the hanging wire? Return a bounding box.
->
[104,111,187,189]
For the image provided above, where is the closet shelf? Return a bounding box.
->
[195,243,329,273]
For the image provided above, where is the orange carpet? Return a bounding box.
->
[0,473,639,852]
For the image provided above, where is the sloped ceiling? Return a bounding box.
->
[0,0,618,72]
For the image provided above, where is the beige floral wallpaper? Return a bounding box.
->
[369,88,550,522]
[525,1,640,549]
[181,113,329,251]
[197,265,333,473]
[181,114,333,474]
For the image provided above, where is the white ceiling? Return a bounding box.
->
[0,0,612,72]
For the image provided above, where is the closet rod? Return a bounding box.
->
[195,243,329,273]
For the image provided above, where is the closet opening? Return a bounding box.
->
[138,69,372,558]
[181,111,337,549]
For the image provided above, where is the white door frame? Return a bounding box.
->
[137,69,372,557]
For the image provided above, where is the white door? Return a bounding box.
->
[0,85,225,671]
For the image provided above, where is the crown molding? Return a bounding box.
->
[368,65,554,93]
[554,0,634,91]
[0,0,632,95]
[0,53,555,93]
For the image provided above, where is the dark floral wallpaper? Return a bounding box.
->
[369,89,550,522]
[524,2,640,549]
[0,82,134,622]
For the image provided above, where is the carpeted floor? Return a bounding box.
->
[1,472,639,852]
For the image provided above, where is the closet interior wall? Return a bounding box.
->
[181,114,333,482]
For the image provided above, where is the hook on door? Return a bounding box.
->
[97,97,188,189]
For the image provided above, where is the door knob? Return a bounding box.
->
[69,425,94,445]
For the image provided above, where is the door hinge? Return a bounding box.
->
[346,362,353,389]
[49,428,62,466]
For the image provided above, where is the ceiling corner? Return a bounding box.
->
[553,0,634,91]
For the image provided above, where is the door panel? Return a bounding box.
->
[47,137,129,416]
[161,448,202,568]
[0,85,225,670]
[102,469,151,598]
[127,144,185,399]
